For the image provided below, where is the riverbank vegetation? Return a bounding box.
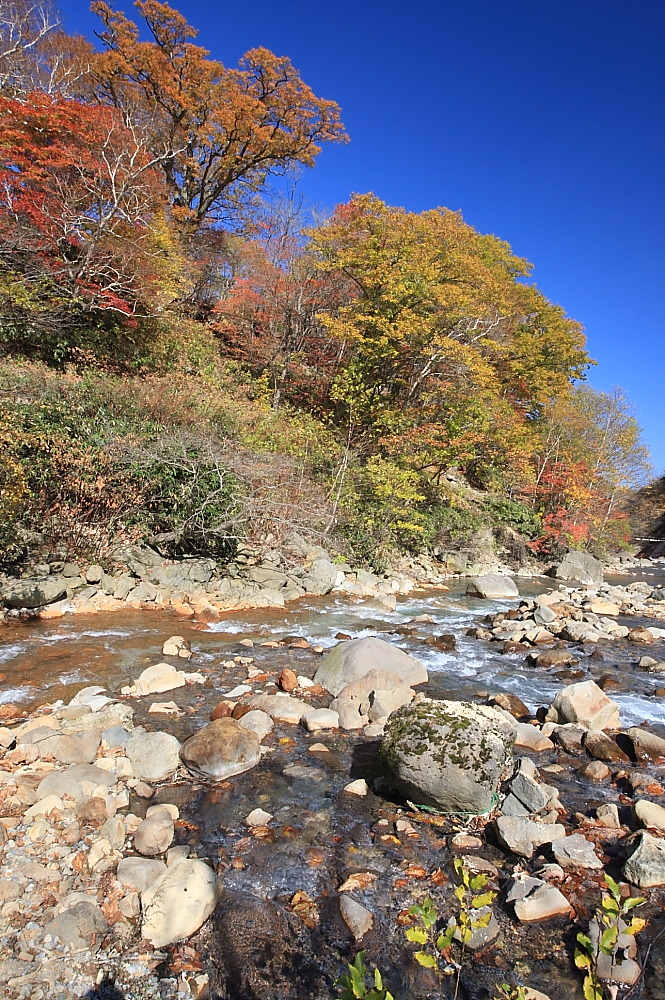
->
[0,0,654,571]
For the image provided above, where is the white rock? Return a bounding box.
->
[141,859,218,947]
[302,708,339,732]
[339,895,374,941]
[244,808,273,827]
[343,779,369,796]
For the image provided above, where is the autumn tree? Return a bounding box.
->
[307,194,590,472]
[212,190,350,409]
[0,91,182,354]
[530,386,652,553]
[85,1,347,235]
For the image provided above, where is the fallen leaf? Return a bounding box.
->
[403,863,428,880]
[339,872,377,892]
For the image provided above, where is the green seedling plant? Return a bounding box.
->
[494,987,527,1000]
[405,858,496,998]
[337,951,394,1000]
[575,874,647,1000]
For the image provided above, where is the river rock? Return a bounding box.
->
[382,699,515,814]
[302,708,339,731]
[141,859,218,947]
[162,635,192,658]
[126,731,182,782]
[626,726,665,763]
[635,798,665,832]
[117,856,167,893]
[584,729,630,763]
[331,668,415,729]
[624,832,665,888]
[514,723,554,752]
[588,914,641,986]
[554,551,603,585]
[236,709,274,741]
[180,718,261,780]
[578,760,611,782]
[339,896,374,941]
[42,899,108,953]
[528,648,577,669]
[314,637,427,697]
[596,803,621,828]
[36,762,116,802]
[134,812,174,855]
[300,558,339,595]
[507,875,572,923]
[2,577,68,608]
[494,815,566,858]
[34,729,101,765]
[132,662,187,696]
[548,680,620,730]
[248,694,309,724]
[466,574,519,599]
[551,834,603,871]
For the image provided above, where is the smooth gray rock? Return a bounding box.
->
[466,574,519,599]
[382,699,515,814]
[42,901,108,953]
[554,551,603,585]
[180,718,261,781]
[551,834,603,871]
[134,813,174,856]
[36,763,116,802]
[3,577,68,608]
[35,730,101,764]
[300,558,339,595]
[508,876,571,923]
[236,710,274,741]
[635,798,665,832]
[315,637,427,697]
[126,731,181,782]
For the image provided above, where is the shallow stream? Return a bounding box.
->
[2,572,665,998]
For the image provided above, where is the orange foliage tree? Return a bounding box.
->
[87,1,347,234]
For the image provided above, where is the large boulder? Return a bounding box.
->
[547,680,620,731]
[330,668,415,729]
[3,578,68,609]
[465,575,519,599]
[381,699,515,814]
[554,551,603,585]
[300,558,339,595]
[180,718,261,781]
[314,637,427,697]
[141,859,218,947]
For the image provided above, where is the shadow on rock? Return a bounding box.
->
[83,977,125,999]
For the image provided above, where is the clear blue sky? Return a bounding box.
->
[59,0,665,474]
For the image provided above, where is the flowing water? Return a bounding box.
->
[2,572,665,998]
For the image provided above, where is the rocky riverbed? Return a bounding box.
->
[0,567,664,999]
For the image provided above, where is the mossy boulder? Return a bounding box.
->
[381,699,516,814]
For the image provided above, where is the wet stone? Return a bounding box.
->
[551,833,603,871]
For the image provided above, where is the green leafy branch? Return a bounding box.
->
[337,951,394,1000]
[575,874,647,1000]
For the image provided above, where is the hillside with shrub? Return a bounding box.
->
[0,0,654,574]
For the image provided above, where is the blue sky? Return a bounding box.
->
[60,0,665,473]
